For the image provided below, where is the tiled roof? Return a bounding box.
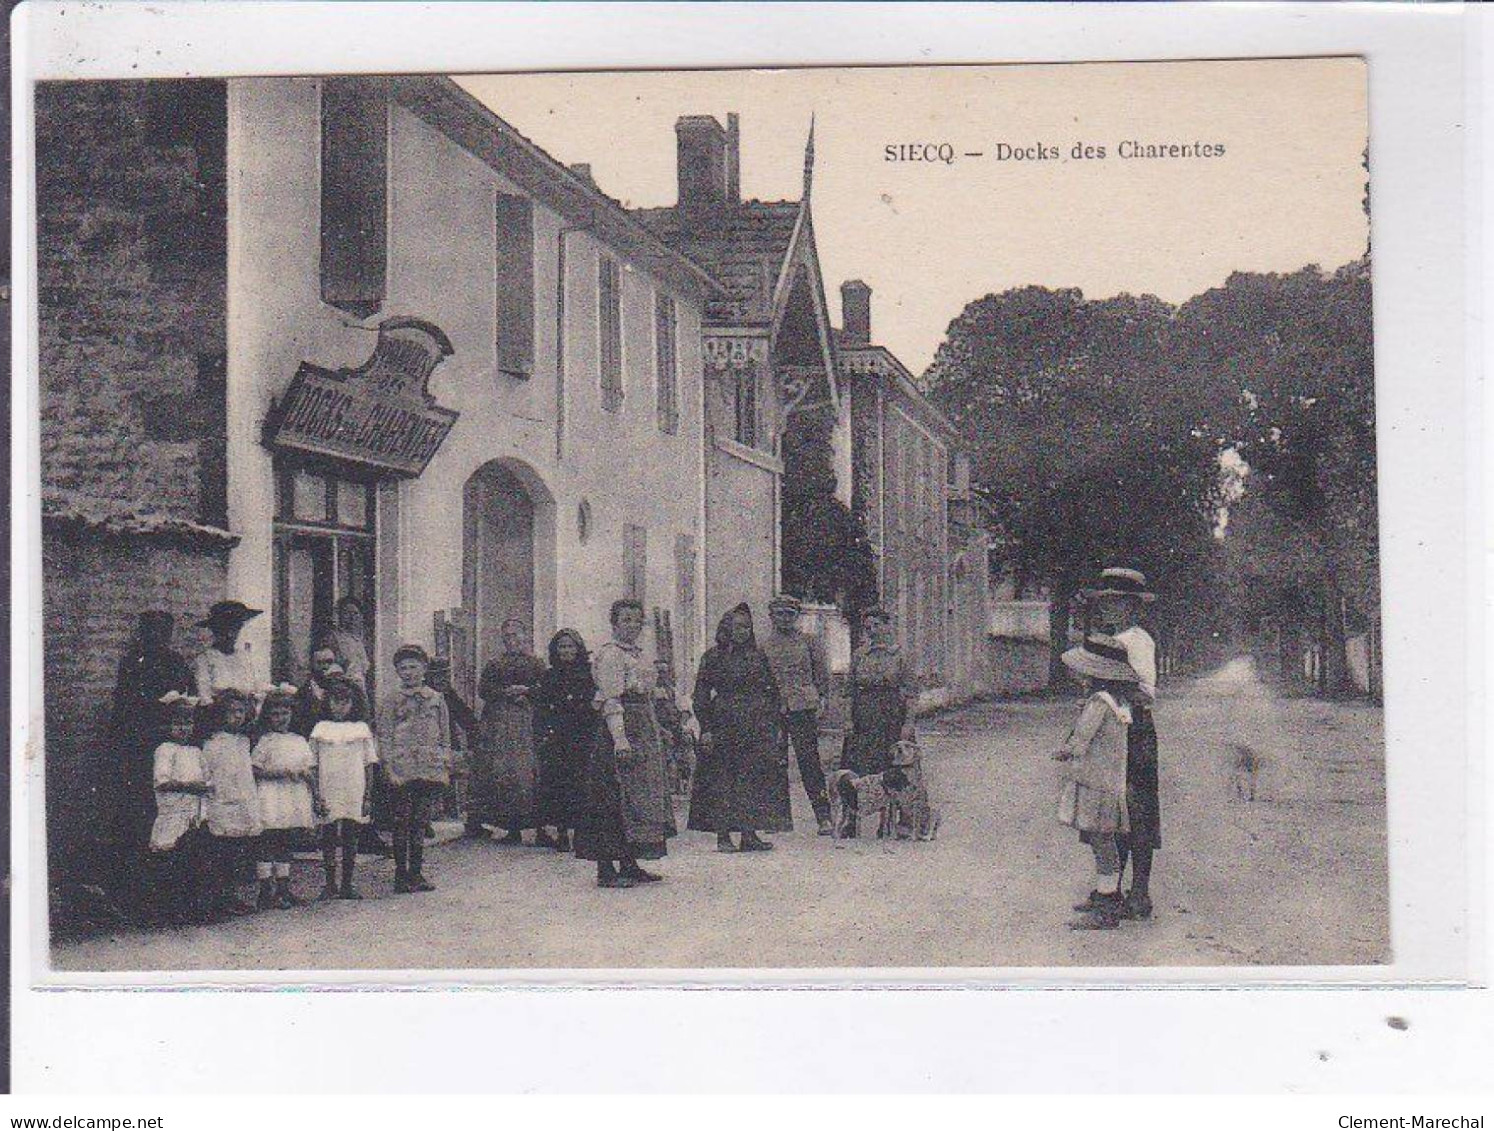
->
[633,200,802,325]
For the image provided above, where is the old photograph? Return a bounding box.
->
[30,57,1384,974]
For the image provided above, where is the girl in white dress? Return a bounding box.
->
[149,693,210,923]
[310,677,378,900]
[201,688,263,917]
[251,687,316,910]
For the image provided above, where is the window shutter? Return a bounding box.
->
[495,193,535,377]
[599,257,623,412]
[734,372,757,447]
[320,78,387,318]
[655,294,679,435]
[675,533,698,676]
[623,523,647,605]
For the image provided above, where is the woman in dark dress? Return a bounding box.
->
[574,599,676,889]
[475,618,549,845]
[839,606,918,837]
[688,603,792,853]
[107,611,194,906]
[533,629,597,853]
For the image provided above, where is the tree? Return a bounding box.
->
[1181,263,1377,695]
[923,287,1233,680]
[779,405,878,617]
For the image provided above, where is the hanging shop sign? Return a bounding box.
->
[263,317,460,478]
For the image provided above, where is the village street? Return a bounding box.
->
[53,657,1388,974]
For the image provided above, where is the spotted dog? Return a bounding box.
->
[827,768,894,840]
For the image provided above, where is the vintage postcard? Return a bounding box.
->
[29,56,1387,976]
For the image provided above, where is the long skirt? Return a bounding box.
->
[687,695,792,833]
[476,702,539,829]
[574,696,677,862]
[841,685,907,776]
[537,722,591,829]
[1122,708,1162,850]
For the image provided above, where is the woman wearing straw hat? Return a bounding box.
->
[1085,567,1161,923]
[192,600,265,706]
[1052,632,1141,931]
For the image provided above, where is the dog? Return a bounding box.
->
[884,765,942,841]
[886,738,941,840]
[829,764,942,842]
[827,768,895,839]
[1230,742,1260,801]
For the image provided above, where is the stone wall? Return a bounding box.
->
[36,80,228,527]
[41,528,229,882]
[35,79,231,886]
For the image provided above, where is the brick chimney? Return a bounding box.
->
[841,279,872,346]
[676,115,728,210]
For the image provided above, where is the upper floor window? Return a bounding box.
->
[655,294,679,435]
[320,78,387,319]
[494,193,535,378]
[599,256,623,412]
[733,371,758,448]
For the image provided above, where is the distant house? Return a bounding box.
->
[634,115,846,633]
[835,281,991,704]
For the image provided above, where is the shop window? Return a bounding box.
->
[320,77,387,319]
[495,193,535,378]
[655,294,679,435]
[272,463,377,684]
[599,256,623,412]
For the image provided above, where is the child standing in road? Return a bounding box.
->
[201,688,263,917]
[378,645,451,894]
[251,686,316,910]
[1052,634,1140,931]
[310,677,378,900]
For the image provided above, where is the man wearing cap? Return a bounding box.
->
[193,600,265,705]
[1087,567,1161,921]
[759,595,833,835]
[292,641,367,737]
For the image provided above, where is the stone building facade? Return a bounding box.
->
[36,76,716,880]
[634,114,847,633]
[837,281,991,704]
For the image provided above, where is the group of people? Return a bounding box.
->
[106,585,927,920]
[110,562,1165,929]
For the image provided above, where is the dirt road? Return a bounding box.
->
[53,656,1388,973]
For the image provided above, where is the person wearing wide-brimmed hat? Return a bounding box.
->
[760,594,834,835]
[1084,566,1161,923]
[1052,633,1140,931]
[193,600,265,706]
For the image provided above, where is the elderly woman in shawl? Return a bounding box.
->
[533,628,598,853]
[688,603,792,853]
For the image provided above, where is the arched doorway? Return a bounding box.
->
[462,459,556,692]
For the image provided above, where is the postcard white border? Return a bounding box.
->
[10,0,1487,1092]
